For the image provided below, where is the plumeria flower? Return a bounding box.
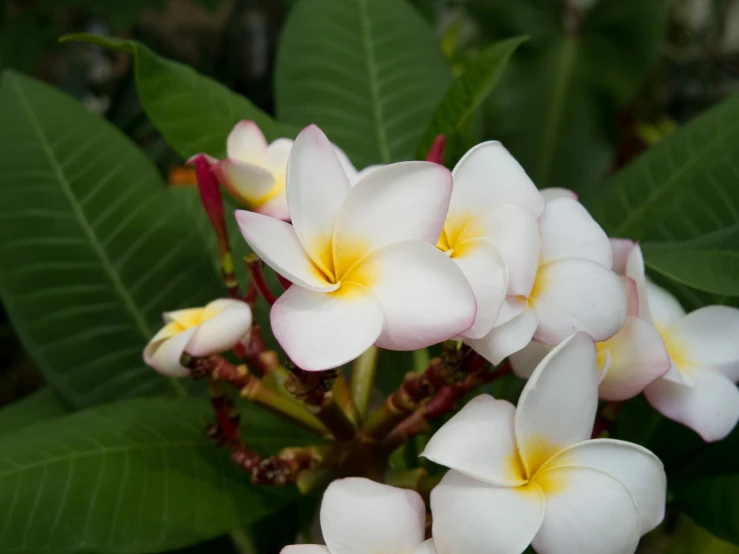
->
[236,125,475,371]
[423,333,666,554]
[509,241,671,401]
[144,299,252,377]
[436,142,542,339]
[205,121,359,221]
[282,478,436,554]
[455,162,626,363]
[608,241,739,441]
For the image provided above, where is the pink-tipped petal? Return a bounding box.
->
[287,125,352,275]
[542,439,666,535]
[465,306,538,365]
[645,281,685,329]
[625,244,653,321]
[540,187,578,201]
[271,284,383,371]
[538,197,612,267]
[262,138,293,176]
[227,120,268,163]
[610,238,636,276]
[422,395,526,486]
[531,467,640,554]
[597,317,671,401]
[450,141,545,220]
[216,158,275,206]
[344,241,476,351]
[621,276,639,317]
[431,470,544,554]
[515,333,599,475]
[281,546,330,554]
[532,258,627,345]
[235,210,336,292]
[645,367,739,442]
[332,162,452,277]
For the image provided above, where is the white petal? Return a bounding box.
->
[665,305,739,381]
[217,159,275,206]
[332,145,359,183]
[430,470,544,554]
[621,276,639,317]
[456,203,540,297]
[532,258,627,345]
[332,162,452,277]
[597,317,671,401]
[270,284,383,371]
[262,138,293,175]
[540,187,578,201]
[510,340,551,380]
[449,141,544,224]
[354,164,384,184]
[515,333,599,475]
[538,197,612,267]
[531,467,640,554]
[542,439,666,534]
[255,187,290,221]
[144,321,182,366]
[644,367,739,442]
[625,244,652,321]
[186,301,253,357]
[287,125,352,276]
[344,241,476,351]
[452,239,508,339]
[321,478,425,554]
[281,546,330,554]
[610,238,636,276]
[163,308,202,327]
[495,296,527,326]
[466,306,538,365]
[235,210,336,292]
[413,540,437,554]
[646,281,685,329]
[148,326,198,377]
[226,120,267,164]
[422,395,527,486]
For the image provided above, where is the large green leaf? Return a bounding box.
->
[673,425,739,546]
[0,389,69,436]
[642,225,739,296]
[591,93,739,242]
[415,36,528,162]
[470,0,669,192]
[275,0,453,168]
[62,34,298,160]
[0,397,300,553]
[0,71,222,407]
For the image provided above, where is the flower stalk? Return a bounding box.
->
[350,346,379,420]
[244,254,277,305]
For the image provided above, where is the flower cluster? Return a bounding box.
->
[143,121,739,554]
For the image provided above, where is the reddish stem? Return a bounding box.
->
[425,134,446,165]
[245,255,277,305]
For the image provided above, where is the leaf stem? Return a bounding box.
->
[351,346,379,420]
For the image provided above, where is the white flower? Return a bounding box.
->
[143,299,252,377]
[510,241,671,401]
[436,142,542,339]
[423,333,666,554]
[281,478,437,554]
[457,159,627,363]
[236,125,476,371]
[622,250,739,441]
[213,121,358,221]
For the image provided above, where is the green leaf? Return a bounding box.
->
[0,71,222,407]
[642,225,739,296]
[673,425,739,546]
[62,34,298,160]
[0,389,69,436]
[592,94,739,244]
[275,0,453,168]
[415,36,528,162]
[0,397,297,553]
[471,0,669,192]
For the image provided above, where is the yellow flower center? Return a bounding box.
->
[506,437,568,496]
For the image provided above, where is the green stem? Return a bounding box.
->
[412,348,430,372]
[351,346,379,419]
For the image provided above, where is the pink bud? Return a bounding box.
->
[193,154,227,244]
[425,134,445,165]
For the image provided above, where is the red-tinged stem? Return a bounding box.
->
[276,273,292,291]
[193,154,240,298]
[425,134,446,165]
[244,255,277,305]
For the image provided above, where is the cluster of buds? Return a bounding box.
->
[142,120,739,554]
